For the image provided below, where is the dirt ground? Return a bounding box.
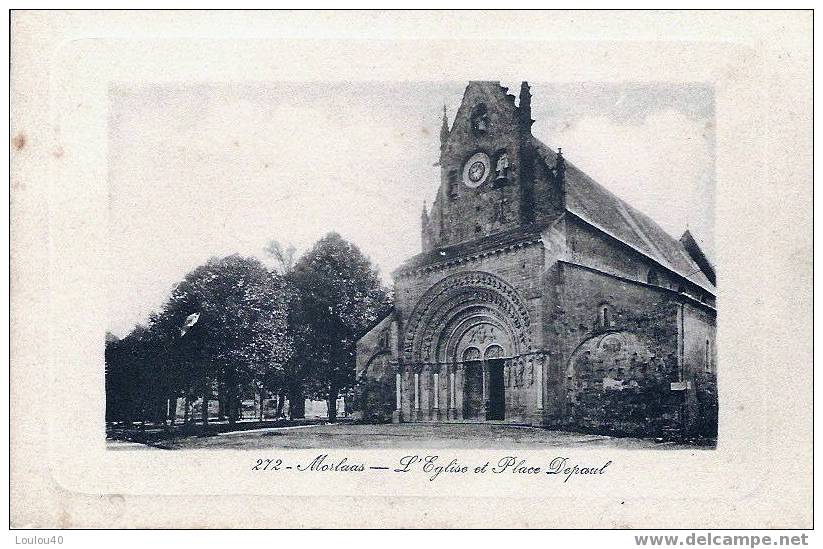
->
[107,422,706,450]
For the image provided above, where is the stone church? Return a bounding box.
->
[355,81,717,440]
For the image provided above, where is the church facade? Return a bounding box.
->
[355,81,717,440]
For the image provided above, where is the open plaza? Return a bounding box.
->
[107,422,706,451]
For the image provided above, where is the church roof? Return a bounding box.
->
[531,138,716,294]
[680,229,716,286]
[396,106,715,295]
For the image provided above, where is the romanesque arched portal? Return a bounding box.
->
[403,271,531,364]
[400,271,537,422]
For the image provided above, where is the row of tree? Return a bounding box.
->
[105,233,392,426]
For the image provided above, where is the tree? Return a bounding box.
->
[150,254,293,427]
[264,240,297,275]
[290,233,391,422]
[105,325,168,425]
[264,240,301,418]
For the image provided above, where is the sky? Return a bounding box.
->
[107,81,714,338]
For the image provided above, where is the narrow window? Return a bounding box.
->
[447,170,458,199]
[470,104,489,134]
[602,306,611,328]
[705,339,711,372]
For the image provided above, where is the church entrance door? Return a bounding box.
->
[463,361,484,420]
[487,359,505,420]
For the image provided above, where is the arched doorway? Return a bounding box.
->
[461,347,484,419]
[401,271,532,422]
[485,345,506,420]
[457,336,511,421]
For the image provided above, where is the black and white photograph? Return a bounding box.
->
[104,80,717,451]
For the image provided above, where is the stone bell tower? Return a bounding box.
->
[357,79,717,441]
[422,81,538,252]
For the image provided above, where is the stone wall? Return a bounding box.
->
[566,217,680,291]
[547,261,682,436]
[353,313,397,422]
[394,241,545,352]
[392,241,547,424]
[425,82,539,250]
[682,303,718,438]
[544,259,716,439]
[355,313,397,379]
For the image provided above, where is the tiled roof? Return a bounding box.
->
[395,137,715,295]
[532,138,715,294]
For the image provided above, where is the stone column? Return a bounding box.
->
[433,372,440,421]
[534,361,543,410]
[448,366,457,420]
[414,372,421,421]
[392,372,402,424]
[536,360,544,410]
[532,356,545,426]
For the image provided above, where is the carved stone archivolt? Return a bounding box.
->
[444,316,513,363]
[402,271,533,364]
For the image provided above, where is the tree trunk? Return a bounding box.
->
[276,391,285,418]
[227,388,237,426]
[167,397,175,426]
[288,384,305,420]
[224,365,238,426]
[327,386,339,423]
[140,395,149,429]
[201,382,209,425]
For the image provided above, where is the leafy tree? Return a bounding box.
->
[105,325,168,425]
[264,240,301,418]
[290,233,391,422]
[150,254,292,426]
[106,237,392,427]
